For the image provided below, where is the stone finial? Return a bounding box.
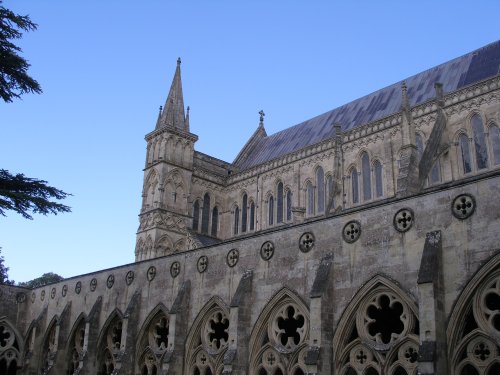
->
[401,81,409,110]
[435,82,444,107]
[177,57,181,65]
[259,110,265,125]
[158,105,163,117]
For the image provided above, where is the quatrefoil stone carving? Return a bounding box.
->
[107,274,115,289]
[197,255,208,273]
[125,271,134,285]
[90,278,98,291]
[299,232,315,253]
[452,193,476,220]
[147,266,157,281]
[343,220,361,243]
[50,288,56,299]
[227,249,239,267]
[75,281,82,294]
[260,241,275,261]
[170,262,181,278]
[394,208,414,233]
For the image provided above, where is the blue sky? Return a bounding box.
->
[1,0,498,283]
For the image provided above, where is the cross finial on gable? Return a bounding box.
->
[259,110,265,124]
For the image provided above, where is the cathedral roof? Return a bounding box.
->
[234,40,500,170]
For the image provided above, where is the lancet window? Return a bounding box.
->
[490,123,500,165]
[351,168,359,204]
[374,160,383,198]
[192,200,200,230]
[268,196,274,226]
[306,181,314,215]
[459,133,472,174]
[233,206,240,235]
[472,114,489,170]
[40,319,58,374]
[361,153,372,201]
[277,182,284,223]
[250,201,256,231]
[201,193,210,234]
[242,194,248,233]
[211,207,219,237]
[316,167,325,213]
[286,191,292,221]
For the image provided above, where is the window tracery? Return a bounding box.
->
[40,320,58,374]
[67,318,86,374]
[0,320,20,375]
[448,261,500,375]
[333,277,419,375]
[184,299,229,375]
[137,308,170,375]
[97,313,123,375]
[249,289,309,375]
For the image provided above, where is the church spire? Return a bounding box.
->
[157,57,186,130]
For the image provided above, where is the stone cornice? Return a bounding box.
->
[145,125,198,143]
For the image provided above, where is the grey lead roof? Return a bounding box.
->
[234,40,500,171]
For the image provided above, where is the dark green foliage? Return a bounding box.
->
[0,0,42,102]
[0,248,14,285]
[0,169,71,219]
[18,272,64,288]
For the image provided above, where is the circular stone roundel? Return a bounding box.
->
[50,288,56,299]
[343,220,361,243]
[299,232,315,253]
[40,290,45,301]
[62,285,68,297]
[197,255,208,273]
[90,278,98,292]
[452,193,476,220]
[107,274,115,289]
[393,208,414,233]
[227,249,239,267]
[75,281,82,294]
[170,261,181,278]
[147,266,157,281]
[260,241,275,261]
[16,292,26,304]
[31,292,36,303]
[125,270,134,286]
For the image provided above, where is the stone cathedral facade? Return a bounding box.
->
[1,41,500,375]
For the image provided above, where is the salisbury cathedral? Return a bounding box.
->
[1,40,500,375]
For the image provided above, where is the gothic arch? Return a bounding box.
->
[155,234,174,257]
[249,287,310,375]
[332,275,419,375]
[447,252,500,374]
[0,318,23,375]
[135,304,170,375]
[96,309,124,375]
[66,313,87,374]
[184,296,230,375]
[39,315,59,374]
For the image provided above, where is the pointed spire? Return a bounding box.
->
[157,58,186,130]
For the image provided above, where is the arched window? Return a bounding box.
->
[316,167,325,213]
[306,181,314,215]
[489,123,500,165]
[277,182,284,223]
[459,133,472,174]
[471,114,488,170]
[416,134,424,161]
[374,160,383,197]
[233,206,239,235]
[286,190,292,221]
[241,194,248,233]
[250,202,255,231]
[430,160,441,184]
[192,200,200,230]
[201,193,210,234]
[361,152,371,201]
[211,207,218,237]
[268,196,274,225]
[351,168,359,204]
[326,175,334,210]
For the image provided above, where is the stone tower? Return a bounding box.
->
[135,58,198,261]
